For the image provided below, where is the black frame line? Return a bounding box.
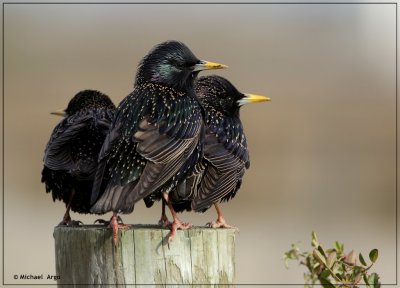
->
[1,1,398,286]
[2,1,4,287]
[0,2,398,4]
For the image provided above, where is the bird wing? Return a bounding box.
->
[91,87,203,214]
[43,110,111,173]
[191,127,247,212]
[90,92,147,206]
[191,116,250,211]
[92,119,201,214]
[168,159,205,212]
[118,117,201,208]
[215,116,250,166]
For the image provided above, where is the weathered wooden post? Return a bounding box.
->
[54,225,235,286]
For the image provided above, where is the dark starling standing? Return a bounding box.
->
[41,90,116,226]
[90,40,227,243]
[171,75,270,228]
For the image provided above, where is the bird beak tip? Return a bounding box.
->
[50,109,67,117]
[246,94,271,103]
[194,60,228,72]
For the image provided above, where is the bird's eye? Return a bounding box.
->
[173,60,196,69]
[170,60,185,69]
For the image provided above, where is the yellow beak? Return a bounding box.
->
[193,60,228,72]
[238,94,271,106]
[50,109,67,117]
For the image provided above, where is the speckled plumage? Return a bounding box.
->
[90,41,208,215]
[41,90,115,219]
[193,76,251,212]
[171,75,265,213]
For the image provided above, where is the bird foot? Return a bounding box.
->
[206,220,239,232]
[110,216,128,246]
[68,220,83,227]
[168,219,192,242]
[58,214,83,227]
[58,219,83,227]
[94,216,125,226]
[158,216,172,228]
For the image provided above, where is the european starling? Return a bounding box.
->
[90,40,227,243]
[41,90,116,226]
[171,75,270,228]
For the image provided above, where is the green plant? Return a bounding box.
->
[283,231,381,288]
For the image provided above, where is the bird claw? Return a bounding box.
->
[206,220,239,232]
[94,216,125,226]
[158,217,172,228]
[58,217,83,227]
[168,220,192,242]
[94,215,127,246]
[110,215,128,247]
[68,220,83,227]
[94,219,109,225]
[116,216,125,224]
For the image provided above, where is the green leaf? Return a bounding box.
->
[363,274,369,285]
[335,273,343,281]
[334,241,344,255]
[284,258,289,269]
[312,231,319,247]
[353,266,363,274]
[354,271,362,285]
[319,275,335,288]
[283,243,303,269]
[313,249,327,266]
[312,262,320,270]
[326,251,337,269]
[334,241,342,253]
[369,249,378,263]
[359,252,367,266]
[320,269,331,279]
[352,266,363,284]
[317,246,326,258]
[367,273,380,287]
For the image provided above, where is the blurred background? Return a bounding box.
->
[1,1,397,286]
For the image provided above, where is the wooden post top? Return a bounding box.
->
[54,224,236,286]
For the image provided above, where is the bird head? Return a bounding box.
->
[51,90,115,117]
[195,75,270,117]
[135,40,227,91]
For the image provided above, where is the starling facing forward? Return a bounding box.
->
[172,75,270,228]
[42,90,116,226]
[90,41,227,244]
